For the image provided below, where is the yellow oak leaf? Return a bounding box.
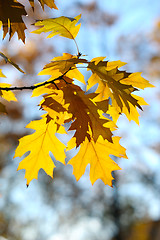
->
[107,95,149,125]
[90,57,106,65]
[120,72,155,89]
[32,84,56,98]
[14,115,66,186]
[86,58,154,123]
[87,59,141,111]
[32,15,81,40]
[106,60,127,71]
[121,95,148,124]
[67,135,127,186]
[0,83,17,102]
[39,53,87,85]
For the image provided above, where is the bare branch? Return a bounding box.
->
[0,69,71,91]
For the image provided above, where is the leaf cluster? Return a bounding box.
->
[0,1,154,187]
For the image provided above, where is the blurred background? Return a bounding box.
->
[0,0,160,239]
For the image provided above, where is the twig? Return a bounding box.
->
[0,69,71,91]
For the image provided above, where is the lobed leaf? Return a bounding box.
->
[0,83,17,102]
[39,53,87,85]
[62,84,114,146]
[67,135,127,186]
[87,58,154,123]
[14,115,66,186]
[32,15,81,40]
[0,0,58,42]
[0,0,27,42]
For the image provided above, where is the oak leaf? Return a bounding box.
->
[0,83,17,102]
[67,135,127,186]
[0,0,27,42]
[108,95,149,125]
[39,53,87,85]
[120,72,154,90]
[62,84,113,146]
[0,0,57,42]
[14,115,66,186]
[87,58,154,123]
[32,15,81,40]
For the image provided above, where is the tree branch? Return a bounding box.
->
[0,69,71,91]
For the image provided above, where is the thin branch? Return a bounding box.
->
[0,79,57,91]
[0,69,71,91]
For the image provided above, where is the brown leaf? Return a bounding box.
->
[0,0,27,42]
[62,84,113,146]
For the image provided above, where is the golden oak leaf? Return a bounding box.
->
[107,95,148,125]
[32,15,81,40]
[67,135,127,186]
[0,83,17,102]
[39,53,87,85]
[120,72,154,89]
[86,58,155,124]
[32,85,54,97]
[62,84,113,146]
[0,0,27,42]
[106,60,127,71]
[120,95,148,124]
[87,58,142,111]
[29,0,58,10]
[14,115,66,186]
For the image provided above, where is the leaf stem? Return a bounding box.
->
[73,39,80,57]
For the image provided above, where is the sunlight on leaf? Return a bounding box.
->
[67,135,127,186]
[14,115,66,186]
